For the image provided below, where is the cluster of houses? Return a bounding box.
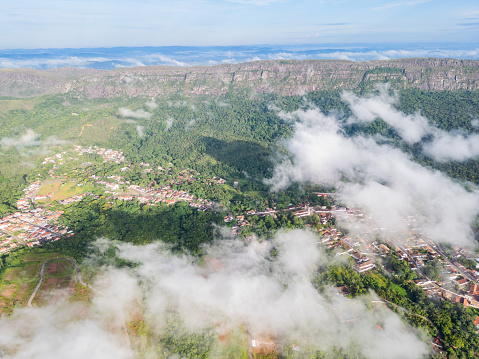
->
[237,198,479,312]
[0,209,68,253]
[73,145,125,163]
[59,193,88,205]
[0,145,229,257]
[382,235,479,308]
[116,185,214,211]
[0,146,128,254]
[0,236,17,254]
[16,180,42,211]
[41,147,126,180]
[8,145,479,317]
[231,215,251,236]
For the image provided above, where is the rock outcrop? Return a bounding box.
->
[0,58,478,99]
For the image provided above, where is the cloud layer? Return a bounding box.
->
[342,85,479,162]
[267,91,479,246]
[0,233,429,358]
[0,129,67,155]
[118,108,152,119]
[0,45,478,70]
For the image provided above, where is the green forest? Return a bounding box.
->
[1,88,479,217]
[1,85,479,358]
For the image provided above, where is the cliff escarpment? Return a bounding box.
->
[1,58,478,99]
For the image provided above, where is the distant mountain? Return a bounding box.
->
[1,44,478,70]
[0,58,478,99]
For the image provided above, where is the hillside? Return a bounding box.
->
[1,58,479,99]
[1,58,479,358]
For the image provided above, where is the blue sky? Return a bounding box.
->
[1,0,478,49]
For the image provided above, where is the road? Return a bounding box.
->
[13,215,63,241]
[0,230,24,245]
[27,257,134,358]
[422,237,476,283]
[27,257,86,307]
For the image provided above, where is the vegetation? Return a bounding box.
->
[43,197,224,259]
[1,85,479,358]
[316,250,479,358]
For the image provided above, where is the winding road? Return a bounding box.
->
[27,256,134,357]
[27,257,87,307]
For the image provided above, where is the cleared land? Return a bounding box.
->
[0,252,67,314]
[34,259,76,306]
[36,181,87,202]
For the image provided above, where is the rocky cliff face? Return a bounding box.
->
[1,58,478,99]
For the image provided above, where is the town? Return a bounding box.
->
[1,144,479,323]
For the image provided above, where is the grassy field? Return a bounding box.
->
[34,259,76,307]
[0,98,38,115]
[244,190,268,198]
[36,181,87,202]
[0,252,68,313]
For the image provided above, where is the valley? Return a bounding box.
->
[0,59,479,358]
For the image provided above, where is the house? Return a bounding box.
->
[379,244,390,253]
[413,279,433,287]
[293,205,313,218]
[354,258,375,273]
[337,285,351,296]
[351,251,363,261]
[469,282,479,295]
[455,277,469,286]
[474,316,479,330]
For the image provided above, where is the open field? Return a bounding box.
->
[244,191,268,198]
[0,98,38,115]
[36,181,86,202]
[0,252,70,314]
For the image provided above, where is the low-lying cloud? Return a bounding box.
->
[118,107,151,119]
[136,125,145,138]
[145,100,157,109]
[165,117,174,131]
[423,131,479,162]
[267,99,479,246]
[1,46,478,71]
[0,129,67,155]
[342,84,479,162]
[0,233,429,358]
[1,129,40,149]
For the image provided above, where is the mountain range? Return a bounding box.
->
[1,58,478,99]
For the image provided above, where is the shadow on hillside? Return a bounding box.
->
[43,201,224,259]
[198,136,273,178]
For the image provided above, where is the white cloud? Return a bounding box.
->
[267,105,479,247]
[342,84,479,162]
[0,264,140,359]
[145,100,157,109]
[0,233,430,358]
[114,233,428,357]
[0,129,40,149]
[143,53,189,67]
[1,46,478,71]
[118,107,151,119]
[186,118,197,130]
[165,117,174,131]
[423,132,479,162]
[136,125,145,137]
[0,56,114,69]
[343,85,431,144]
[0,129,67,155]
